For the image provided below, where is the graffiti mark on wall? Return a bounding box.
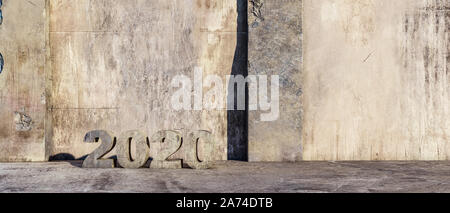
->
[14,111,33,131]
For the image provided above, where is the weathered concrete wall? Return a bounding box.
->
[303,0,449,160]
[0,0,448,162]
[0,0,47,161]
[248,0,303,161]
[47,0,239,160]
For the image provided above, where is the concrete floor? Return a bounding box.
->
[0,161,449,193]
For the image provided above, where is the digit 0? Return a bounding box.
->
[116,130,149,169]
[184,130,215,169]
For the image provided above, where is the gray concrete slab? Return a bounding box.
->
[0,161,449,193]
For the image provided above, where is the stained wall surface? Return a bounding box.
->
[47,0,241,160]
[0,0,449,162]
[0,0,47,161]
[303,0,450,160]
[248,0,303,161]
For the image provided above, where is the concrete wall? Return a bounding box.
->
[303,0,449,160]
[0,0,448,162]
[47,0,240,160]
[0,0,47,161]
[248,0,303,161]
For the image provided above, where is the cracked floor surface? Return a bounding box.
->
[0,161,449,193]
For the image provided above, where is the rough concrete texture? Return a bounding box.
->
[248,0,303,161]
[1,0,449,162]
[0,0,47,161]
[1,161,450,192]
[303,0,449,160]
[47,0,241,161]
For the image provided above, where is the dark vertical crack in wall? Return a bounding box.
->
[227,0,249,161]
[0,0,3,25]
[0,0,3,74]
[0,53,3,74]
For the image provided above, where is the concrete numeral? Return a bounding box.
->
[184,130,215,169]
[82,130,115,168]
[116,130,149,169]
[149,130,183,169]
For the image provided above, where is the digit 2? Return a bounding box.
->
[82,130,115,168]
[149,130,182,169]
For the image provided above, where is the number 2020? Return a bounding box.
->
[81,130,214,169]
